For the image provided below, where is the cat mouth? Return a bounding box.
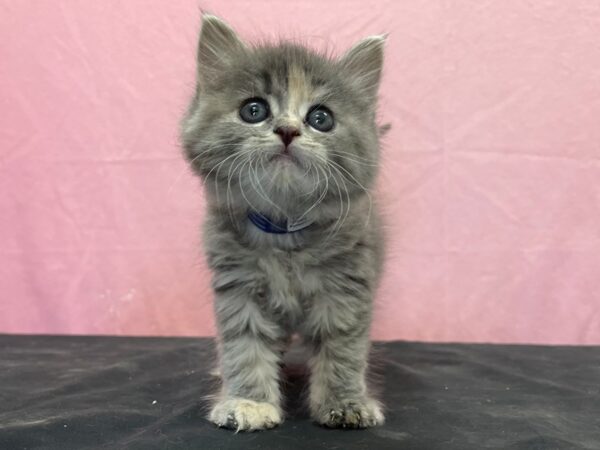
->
[269,148,301,166]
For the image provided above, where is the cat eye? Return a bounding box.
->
[239,98,270,123]
[306,106,334,132]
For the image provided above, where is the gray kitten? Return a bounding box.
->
[181,15,386,431]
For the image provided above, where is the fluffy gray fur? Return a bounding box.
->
[181,15,386,431]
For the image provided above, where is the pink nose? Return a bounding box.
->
[274,126,301,147]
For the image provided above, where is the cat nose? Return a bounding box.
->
[274,126,301,147]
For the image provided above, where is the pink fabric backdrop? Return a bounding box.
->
[2,0,599,344]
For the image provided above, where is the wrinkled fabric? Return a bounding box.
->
[0,336,598,449]
[1,1,600,343]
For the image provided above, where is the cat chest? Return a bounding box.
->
[256,252,322,318]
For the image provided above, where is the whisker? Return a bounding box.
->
[329,164,353,235]
[238,159,267,220]
[248,158,286,216]
[323,163,345,243]
[328,159,373,229]
[224,152,250,230]
[167,140,244,195]
[214,149,251,209]
[296,164,329,223]
[328,151,378,167]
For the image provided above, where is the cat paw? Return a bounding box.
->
[209,398,282,431]
[314,398,384,429]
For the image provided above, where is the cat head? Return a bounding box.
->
[181,15,385,220]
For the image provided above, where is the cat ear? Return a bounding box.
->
[339,35,386,102]
[197,15,246,88]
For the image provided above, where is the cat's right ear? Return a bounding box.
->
[197,15,246,89]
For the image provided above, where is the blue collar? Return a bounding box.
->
[247,211,314,234]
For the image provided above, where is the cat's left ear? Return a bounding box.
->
[339,35,386,103]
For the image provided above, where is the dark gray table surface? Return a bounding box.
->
[0,335,598,450]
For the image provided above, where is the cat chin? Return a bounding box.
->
[269,153,300,166]
[256,159,309,184]
[267,171,318,194]
[239,172,324,212]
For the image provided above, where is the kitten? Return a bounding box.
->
[181,15,386,431]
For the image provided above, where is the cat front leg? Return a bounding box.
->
[303,284,384,428]
[209,287,285,431]
[307,332,384,428]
